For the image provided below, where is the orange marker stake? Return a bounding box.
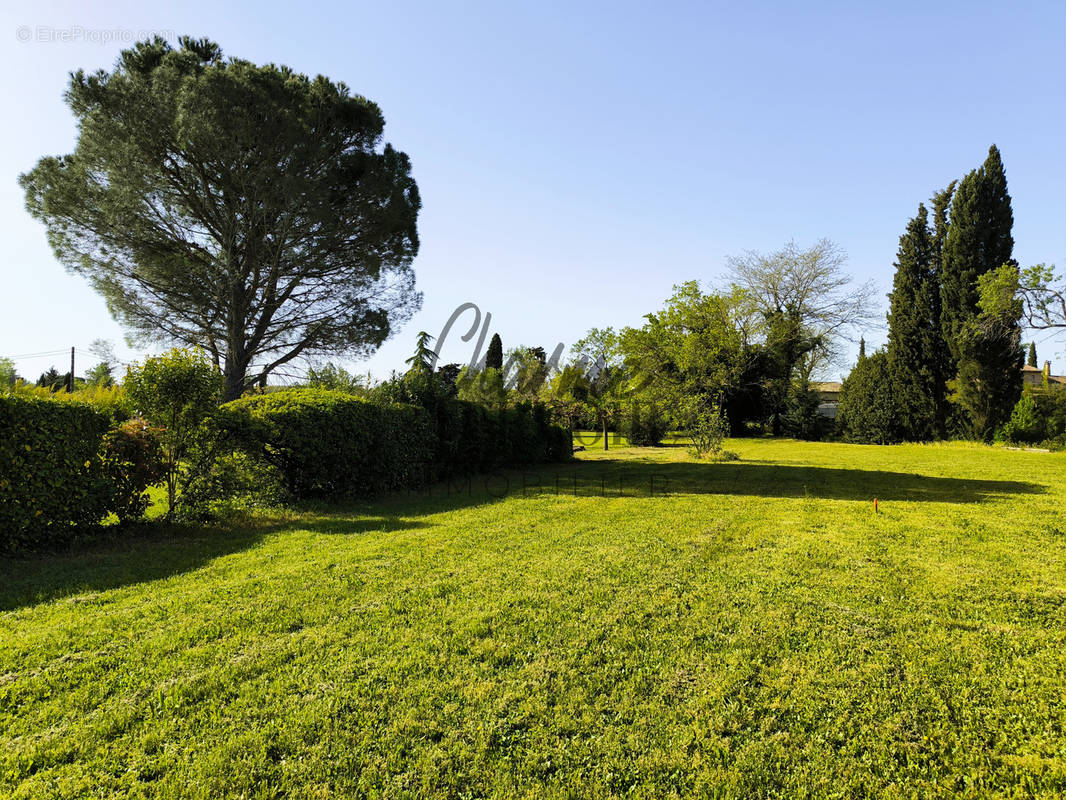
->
[874,497,879,514]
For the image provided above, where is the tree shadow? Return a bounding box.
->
[0,458,1045,613]
[510,458,1046,504]
[0,515,431,613]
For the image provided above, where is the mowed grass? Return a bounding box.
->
[2,440,1065,798]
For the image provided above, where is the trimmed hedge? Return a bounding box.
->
[215,389,436,499]
[215,389,572,500]
[1,395,115,553]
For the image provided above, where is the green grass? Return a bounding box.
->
[2,439,1065,798]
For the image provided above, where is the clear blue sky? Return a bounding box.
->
[2,0,1064,381]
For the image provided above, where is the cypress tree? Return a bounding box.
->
[939,145,1020,437]
[929,181,957,433]
[886,203,938,440]
[940,145,1015,362]
[1027,342,1038,368]
[858,337,866,362]
[838,351,899,444]
[485,333,503,371]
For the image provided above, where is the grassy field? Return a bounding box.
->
[2,439,1065,798]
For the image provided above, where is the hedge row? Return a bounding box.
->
[217,389,572,500]
[0,395,161,553]
[214,389,436,499]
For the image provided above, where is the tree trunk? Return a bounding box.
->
[602,413,609,451]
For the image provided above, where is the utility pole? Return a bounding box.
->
[69,346,74,392]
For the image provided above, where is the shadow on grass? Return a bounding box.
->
[0,458,1044,613]
[498,459,1046,504]
[0,515,432,613]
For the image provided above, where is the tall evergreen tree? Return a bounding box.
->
[940,145,1015,363]
[485,333,503,371]
[939,145,1019,437]
[886,203,939,440]
[928,181,957,432]
[858,337,866,362]
[1027,342,1038,368]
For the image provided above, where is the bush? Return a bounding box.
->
[102,418,166,523]
[212,388,572,502]
[0,395,114,552]
[997,394,1044,444]
[125,348,223,516]
[215,389,435,500]
[997,388,1066,446]
[838,352,900,444]
[621,400,669,446]
[2,381,134,423]
[782,384,826,441]
[689,406,729,458]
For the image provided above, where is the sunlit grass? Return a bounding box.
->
[2,439,1064,797]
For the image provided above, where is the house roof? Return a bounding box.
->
[1022,365,1066,384]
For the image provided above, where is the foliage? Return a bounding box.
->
[405,331,437,375]
[886,202,950,440]
[37,367,68,392]
[484,333,504,371]
[507,347,550,403]
[940,144,1015,366]
[997,394,1044,444]
[1027,342,1038,368]
[20,36,421,401]
[455,366,507,411]
[180,449,290,519]
[980,262,1066,332]
[1,381,133,424]
[949,309,1024,442]
[621,400,669,446]
[538,364,589,431]
[620,284,746,430]
[125,348,224,516]
[214,388,570,500]
[0,395,113,552]
[84,362,114,388]
[688,403,729,458]
[726,239,875,380]
[781,382,825,440]
[101,417,166,523]
[306,362,367,394]
[838,351,900,444]
[215,389,434,499]
[0,358,19,387]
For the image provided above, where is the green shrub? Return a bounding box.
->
[2,381,133,423]
[215,389,435,500]
[838,351,901,444]
[180,449,288,519]
[0,395,113,552]
[101,418,166,523]
[214,388,571,502]
[621,401,668,446]
[125,349,223,516]
[689,406,729,459]
[998,394,1044,444]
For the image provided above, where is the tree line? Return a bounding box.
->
[14,35,1063,448]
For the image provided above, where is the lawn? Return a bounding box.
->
[2,439,1065,798]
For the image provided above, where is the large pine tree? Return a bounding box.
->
[886,203,939,440]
